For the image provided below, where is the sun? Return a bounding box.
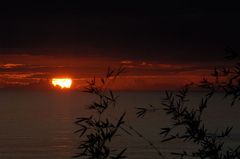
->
[52,78,72,89]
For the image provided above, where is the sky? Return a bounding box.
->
[0,1,240,90]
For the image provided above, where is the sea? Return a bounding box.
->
[0,90,240,159]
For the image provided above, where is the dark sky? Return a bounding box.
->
[1,1,240,62]
[1,1,240,90]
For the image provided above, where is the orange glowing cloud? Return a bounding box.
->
[0,54,217,91]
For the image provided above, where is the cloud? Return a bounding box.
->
[0,63,25,69]
[0,54,216,90]
[120,60,133,64]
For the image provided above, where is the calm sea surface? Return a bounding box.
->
[0,90,240,159]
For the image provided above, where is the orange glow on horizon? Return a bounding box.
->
[51,78,72,89]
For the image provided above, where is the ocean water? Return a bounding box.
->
[0,90,240,159]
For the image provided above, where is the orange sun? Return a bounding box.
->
[52,78,72,89]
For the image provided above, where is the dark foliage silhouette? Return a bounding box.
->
[74,67,165,159]
[136,48,240,158]
[73,67,127,159]
[74,47,240,159]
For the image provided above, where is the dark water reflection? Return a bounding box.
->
[0,90,240,158]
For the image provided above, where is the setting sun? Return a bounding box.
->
[52,78,72,89]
